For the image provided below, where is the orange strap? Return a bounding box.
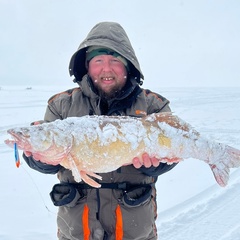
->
[115,204,123,240]
[82,204,90,240]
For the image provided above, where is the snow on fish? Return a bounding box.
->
[4,112,240,188]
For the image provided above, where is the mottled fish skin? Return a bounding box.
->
[4,112,240,188]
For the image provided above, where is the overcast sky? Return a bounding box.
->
[1,0,240,88]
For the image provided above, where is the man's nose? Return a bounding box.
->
[102,61,112,71]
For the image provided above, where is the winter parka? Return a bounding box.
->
[23,22,177,240]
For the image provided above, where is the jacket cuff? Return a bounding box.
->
[22,153,61,174]
[139,163,178,177]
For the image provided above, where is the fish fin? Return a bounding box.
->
[67,153,102,187]
[209,164,229,187]
[80,170,102,188]
[151,112,200,137]
[210,145,240,187]
[68,154,83,183]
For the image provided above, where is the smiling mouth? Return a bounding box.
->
[100,77,115,85]
[101,77,114,81]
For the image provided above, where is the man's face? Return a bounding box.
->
[88,55,128,100]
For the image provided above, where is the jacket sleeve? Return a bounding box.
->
[139,162,178,177]
[23,153,61,174]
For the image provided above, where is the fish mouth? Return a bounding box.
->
[4,129,30,150]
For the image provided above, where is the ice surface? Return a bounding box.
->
[1,86,240,239]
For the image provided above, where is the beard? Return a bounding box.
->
[87,74,128,101]
[95,84,124,101]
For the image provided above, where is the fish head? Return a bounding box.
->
[5,124,72,165]
[5,125,53,153]
[5,127,33,151]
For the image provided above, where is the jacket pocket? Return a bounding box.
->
[50,183,85,207]
[120,185,152,208]
[116,185,156,238]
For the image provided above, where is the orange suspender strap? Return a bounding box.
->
[115,204,123,240]
[82,204,90,240]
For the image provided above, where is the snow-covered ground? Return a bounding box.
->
[1,86,240,240]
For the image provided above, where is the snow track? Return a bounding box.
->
[157,169,240,240]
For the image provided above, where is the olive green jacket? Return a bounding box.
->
[24,22,177,240]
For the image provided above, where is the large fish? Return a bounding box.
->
[4,112,240,188]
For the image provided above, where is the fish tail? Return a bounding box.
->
[210,145,240,187]
[225,145,240,168]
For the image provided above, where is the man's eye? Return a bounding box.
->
[111,59,120,63]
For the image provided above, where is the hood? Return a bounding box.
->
[69,22,144,84]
